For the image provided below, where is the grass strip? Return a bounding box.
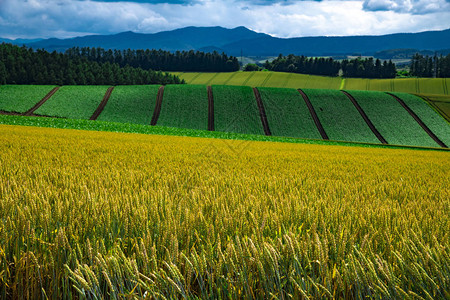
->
[0,114,447,152]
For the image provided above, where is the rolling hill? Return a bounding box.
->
[5,26,450,57]
[0,84,448,148]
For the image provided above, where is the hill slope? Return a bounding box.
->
[9,27,450,56]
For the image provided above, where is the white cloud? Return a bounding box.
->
[0,0,449,39]
[363,0,450,14]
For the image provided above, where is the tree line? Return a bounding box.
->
[65,47,240,72]
[0,43,184,85]
[410,53,450,77]
[263,54,397,78]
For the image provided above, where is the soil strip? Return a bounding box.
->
[90,87,114,120]
[0,110,22,116]
[151,86,165,126]
[253,87,271,136]
[298,89,329,140]
[207,86,215,131]
[387,92,447,148]
[24,86,60,116]
[341,90,387,144]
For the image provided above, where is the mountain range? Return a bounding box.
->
[3,26,450,57]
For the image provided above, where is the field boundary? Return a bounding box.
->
[90,87,114,120]
[223,72,238,85]
[24,86,60,116]
[387,92,447,148]
[207,86,215,131]
[0,110,21,116]
[283,73,293,88]
[253,88,271,136]
[342,90,388,144]
[298,89,329,140]
[188,73,203,84]
[261,72,273,87]
[151,86,165,126]
[205,73,219,86]
[242,72,256,86]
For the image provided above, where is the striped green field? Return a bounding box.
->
[1,84,449,148]
[420,94,450,122]
[303,89,380,144]
[212,85,264,135]
[35,86,109,119]
[0,85,55,113]
[97,85,159,125]
[392,92,450,146]
[175,72,449,96]
[157,84,209,130]
[258,87,321,139]
[347,90,439,147]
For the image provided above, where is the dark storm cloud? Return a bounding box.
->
[84,0,196,4]
[0,0,449,39]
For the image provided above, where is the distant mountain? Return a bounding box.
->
[219,28,450,56]
[0,38,42,44]
[24,26,267,53]
[3,26,450,57]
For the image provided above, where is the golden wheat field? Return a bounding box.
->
[0,124,449,299]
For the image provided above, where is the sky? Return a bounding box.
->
[0,0,449,39]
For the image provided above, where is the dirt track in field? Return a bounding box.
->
[24,86,60,116]
[207,86,215,131]
[298,89,329,140]
[253,87,271,136]
[387,92,447,148]
[90,87,114,120]
[151,86,165,126]
[341,90,388,145]
[0,110,21,116]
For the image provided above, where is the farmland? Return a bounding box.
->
[97,85,160,125]
[212,85,264,135]
[347,90,439,147]
[392,92,450,146]
[175,71,450,96]
[258,87,321,139]
[0,124,449,298]
[0,85,56,113]
[302,89,380,143]
[35,85,109,119]
[0,84,448,148]
[157,84,209,130]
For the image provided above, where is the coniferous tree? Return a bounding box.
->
[0,43,184,85]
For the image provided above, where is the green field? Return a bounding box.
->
[157,84,209,130]
[420,94,450,122]
[35,86,109,119]
[175,72,449,96]
[392,92,450,146]
[97,85,159,124]
[347,90,439,147]
[212,85,264,135]
[0,85,56,113]
[258,87,321,139]
[303,89,380,143]
[1,84,449,148]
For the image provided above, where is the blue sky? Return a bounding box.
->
[1,0,449,39]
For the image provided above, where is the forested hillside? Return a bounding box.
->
[410,54,450,77]
[65,47,240,72]
[264,54,396,78]
[0,44,183,85]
